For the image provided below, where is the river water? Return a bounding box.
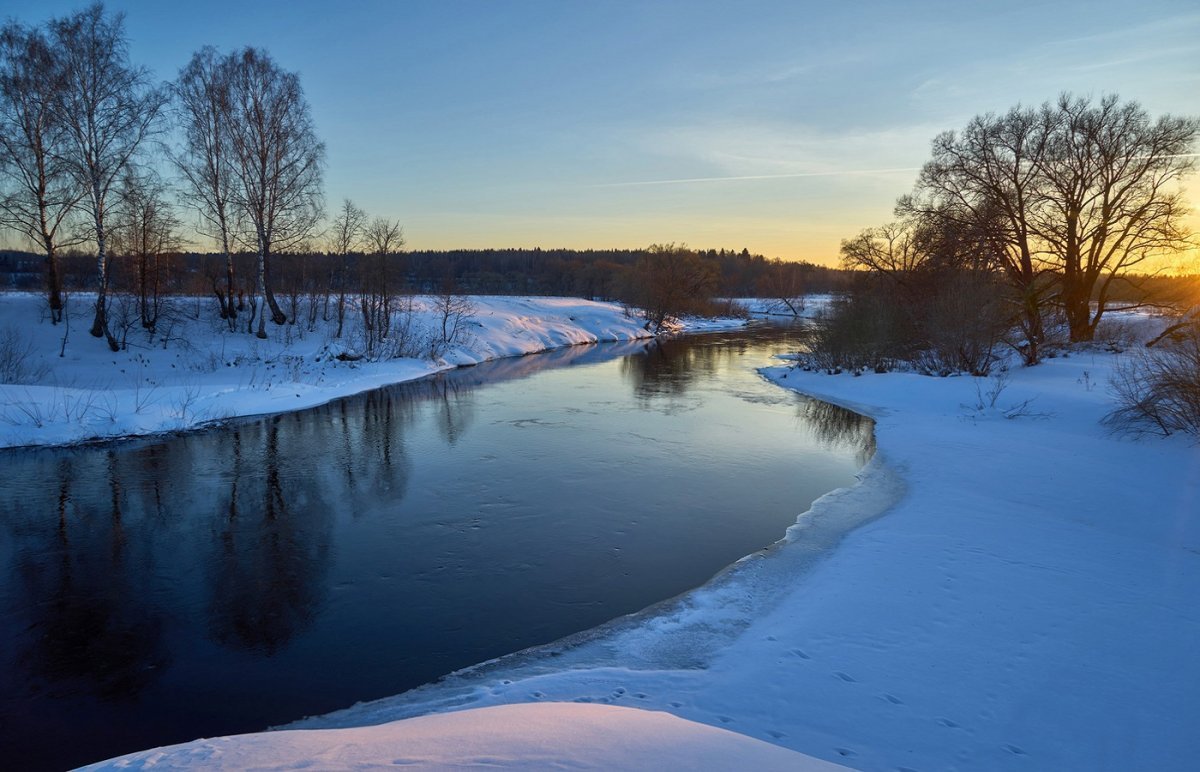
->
[0,322,872,769]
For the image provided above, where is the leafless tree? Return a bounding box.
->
[1033,94,1197,341]
[359,216,404,355]
[901,106,1055,364]
[754,259,807,316]
[328,198,366,337]
[0,20,83,323]
[624,243,720,332]
[431,281,475,354]
[49,3,167,351]
[902,94,1198,362]
[840,221,927,283]
[222,47,325,338]
[111,170,182,334]
[173,46,240,329]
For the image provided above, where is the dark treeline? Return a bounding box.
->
[0,245,852,301]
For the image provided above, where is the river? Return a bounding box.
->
[0,322,872,770]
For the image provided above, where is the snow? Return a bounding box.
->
[78,703,844,771]
[737,293,835,318]
[28,296,1199,770]
[0,293,745,449]
[274,320,1196,771]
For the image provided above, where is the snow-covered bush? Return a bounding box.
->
[1105,326,1200,437]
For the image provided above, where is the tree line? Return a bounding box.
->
[0,243,850,302]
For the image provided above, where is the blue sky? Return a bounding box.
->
[5,0,1199,264]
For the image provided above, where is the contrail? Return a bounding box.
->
[591,166,922,188]
[593,153,1200,189]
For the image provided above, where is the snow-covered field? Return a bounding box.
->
[0,292,741,449]
[22,296,1199,770]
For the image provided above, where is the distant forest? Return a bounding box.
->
[0,246,854,300]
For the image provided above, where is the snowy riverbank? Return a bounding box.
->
[68,311,1200,770]
[0,293,742,449]
[282,335,1196,770]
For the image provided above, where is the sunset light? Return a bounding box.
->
[1,2,1198,770]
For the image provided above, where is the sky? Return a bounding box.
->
[3,0,1199,266]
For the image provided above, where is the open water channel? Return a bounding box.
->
[0,322,872,769]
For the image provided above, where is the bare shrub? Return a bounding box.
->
[912,271,1007,376]
[703,298,751,318]
[110,293,141,350]
[170,381,203,427]
[1092,316,1143,352]
[0,325,50,383]
[1105,326,1200,437]
[380,295,424,359]
[431,287,476,355]
[804,287,914,373]
[805,268,1010,376]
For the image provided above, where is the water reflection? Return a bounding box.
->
[0,323,871,770]
[205,423,332,655]
[799,397,877,465]
[620,327,810,405]
[15,453,169,702]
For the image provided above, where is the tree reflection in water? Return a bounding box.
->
[798,396,877,464]
[206,422,332,655]
[0,324,870,770]
[11,453,168,703]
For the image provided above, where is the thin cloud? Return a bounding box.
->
[592,167,921,188]
[593,154,1200,189]
[1069,45,1200,73]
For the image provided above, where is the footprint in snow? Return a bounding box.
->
[883,693,904,705]
[790,649,811,659]
[938,718,959,728]
[766,730,785,739]
[1004,744,1026,755]
[834,672,856,683]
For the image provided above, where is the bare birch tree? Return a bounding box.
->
[222,47,324,339]
[173,46,239,329]
[360,216,404,353]
[0,21,82,323]
[328,198,366,338]
[49,3,167,350]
